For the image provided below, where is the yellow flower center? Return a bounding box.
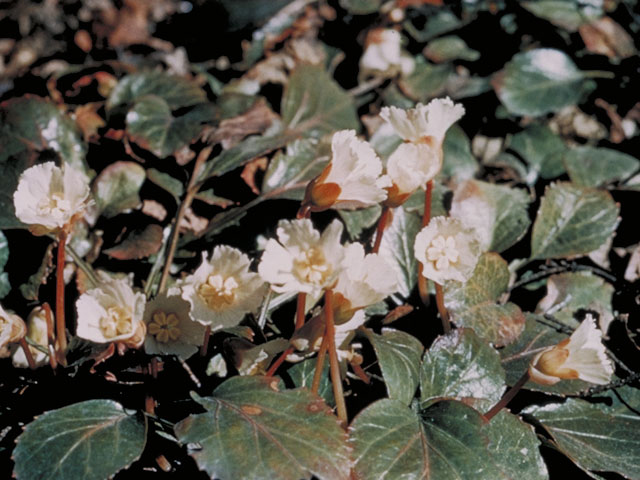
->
[198,274,239,310]
[99,306,133,339]
[148,311,181,343]
[36,192,72,219]
[293,247,331,286]
[426,235,459,272]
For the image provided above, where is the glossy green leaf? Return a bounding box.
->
[525,396,640,479]
[107,72,207,110]
[509,125,568,182]
[126,97,214,157]
[0,97,88,228]
[403,9,463,42]
[424,36,480,63]
[0,231,9,298]
[530,182,619,260]
[339,205,381,240]
[399,61,453,102]
[338,0,381,14]
[175,376,350,480]
[484,410,549,480]
[563,146,639,188]
[13,399,147,480]
[536,272,614,331]
[366,328,424,405]
[500,314,591,395]
[440,125,479,181]
[262,138,329,200]
[147,167,185,201]
[286,357,334,407]
[349,399,503,480]
[420,328,506,410]
[281,64,359,139]
[93,161,146,218]
[522,1,603,32]
[378,207,421,298]
[494,48,590,116]
[445,253,526,347]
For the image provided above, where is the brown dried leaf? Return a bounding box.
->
[74,30,92,53]
[382,305,414,325]
[205,99,279,149]
[74,103,105,142]
[579,17,636,59]
[595,98,627,143]
[241,157,268,195]
[104,224,163,260]
[142,199,167,221]
[108,0,150,47]
[179,208,208,235]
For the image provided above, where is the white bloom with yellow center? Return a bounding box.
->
[12,307,49,368]
[180,246,266,330]
[360,28,415,76]
[0,304,26,358]
[13,161,90,235]
[259,218,346,296]
[306,130,391,210]
[414,216,481,284]
[529,314,614,385]
[143,292,207,359]
[76,276,146,346]
[380,97,465,145]
[334,243,398,319]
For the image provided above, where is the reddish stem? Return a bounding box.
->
[435,282,450,334]
[19,338,37,370]
[422,180,433,227]
[325,289,348,426]
[56,231,67,365]
[311,334,329,394]
[484,371,530,421]
[294,292,307,330]
[200,325,211,356]
[350,362,371,384]
[266,346,293,377]
[372,206,390,254]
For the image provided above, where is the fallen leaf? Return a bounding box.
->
[579,17,635,59]
[142,199,167,221]
[74,103,105,142]
[179,208,208,235]
[382,305,414,325]
[74,30,92,53]
[241,157,268,195]
[595,98,626,143]
[205,99,279,149]
[108,0,151,47]
[104,224,164,260]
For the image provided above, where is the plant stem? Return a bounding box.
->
[583,70,616,79]
[266,346,293,377]
[435,282,450,334]
[418,264,430,307]
[325,289,348,426]
[200,326,211,356]
[56,231,67,365]
[372,206,390,254]
[158,146,211,295]
[19,338,37,369]
[422,180,433,228]
[42,303,57,371]
[295,292,307,330]
[484,371,530,421]
[311,335,329,394]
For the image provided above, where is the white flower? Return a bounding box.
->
[179,246,266,330]
[380,97,465,145]
[0,304,26,358]
[305,130,391,210]
[76,276,146,347]
[528,315,614,385]
[334,243,398,320]
[385,142,441,203]
[259,218,346,296]
[144,292,207,359]
[414,216,481,284]
[360,28,415,76]
[12,307,49,368]
[13,161,90,235]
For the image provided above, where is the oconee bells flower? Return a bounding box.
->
[13,161,90,235]
[359,28,415,76]
[303,130,390,211]
[0,304,27,358]
[528,315,614,385]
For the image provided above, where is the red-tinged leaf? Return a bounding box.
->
[104,224,163,260]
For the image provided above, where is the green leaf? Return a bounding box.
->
[107,72,207,110]
[403,9,463,42]
[509,125,568,182]
[339,205,381,240]
[126,97,214,157]
[338,0,381,14]
[281,64,359,139]
[563,146,639,188]
[451,180,531,253]
[286,357,334,407]
[522,1,603,32]
[525,397,640,479]
[445,253,526,347]
[399,61,453,102]
[147,167,184,201]
[530,182,619,260]
[0,97,88,228]
[494,48,590,116]
[349,399,503,480]
[175,376,350,480]
[93,161,146,218]
[420,328,506,411]
[484,410,549,480]
[536,272,614,330]
[13,399,147,480]
[440,125,479,181]
[365,328,424,405]
[0,231,9,298]
[262,138,329,201]
[500,314,591,395]
[19,243,54,301]
[378,207,421,298]
[424,36,480,63]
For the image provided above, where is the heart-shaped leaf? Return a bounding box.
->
[93,161,146,218]
[398,60,453,102]
[522,1,602,32]
[175,376,351,480]
[424,36,480,63]
[339,205,382,240]
[509,125,568,182]
[420,328,506,410]
[13,399,147,480]
[445,253,526,346]
[530,182,619,260]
